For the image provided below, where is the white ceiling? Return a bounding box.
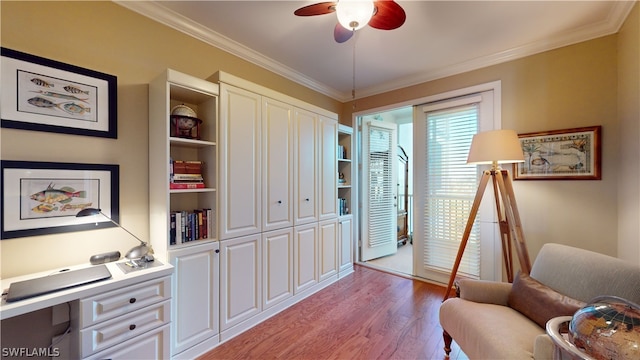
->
[118,1,635,102]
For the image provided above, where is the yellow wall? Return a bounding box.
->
[343,35,620,262]
[617,2,640,266]
[0,1,340,278]
[1,1,637,278]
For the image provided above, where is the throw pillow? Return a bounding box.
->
[507,271,586,329]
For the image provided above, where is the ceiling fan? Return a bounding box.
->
[294,0,406,43]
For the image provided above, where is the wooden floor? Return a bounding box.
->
[199,265,468,360]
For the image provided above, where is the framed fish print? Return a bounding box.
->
[0,47,117,138]
[1,160,119,239]
[514,126,601,180]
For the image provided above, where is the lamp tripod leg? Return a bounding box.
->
[496,169,532,274]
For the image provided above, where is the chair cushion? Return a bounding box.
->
[440,298,545,359]
[507,271,586,328]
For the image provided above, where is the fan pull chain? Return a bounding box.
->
[352,29,357,110]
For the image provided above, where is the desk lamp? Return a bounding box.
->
[76,208,154,264]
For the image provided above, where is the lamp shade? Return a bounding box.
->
[467,129,525,165]
[336,0,374,30]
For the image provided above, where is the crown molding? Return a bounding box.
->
[116,1,635,103]
[355,1,636,99]
[115,0,344,100]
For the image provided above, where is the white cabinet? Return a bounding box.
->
[219,84,262,240]
[319,116,338,220]
[149,69,219,258]
[294,108,318,225]
[339,215,354,276]
[149,69,219,358]
[214,71,343,344]
[293,223,318,294]
[216,72,339,238]
[319,218,338,282]
[262,227,294,309]
[262,98,294,232]
[79,276,171,359]
[220,234,262,331]
[168,242,219,357]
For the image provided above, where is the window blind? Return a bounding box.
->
[367,126,394,248]
[423,103,481,278]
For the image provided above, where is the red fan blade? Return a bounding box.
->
[294,2,337,16]
[334,23,354,43]
[369,0,406,30]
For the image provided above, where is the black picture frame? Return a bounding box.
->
[0,47,117,138]
[1,160,119,239]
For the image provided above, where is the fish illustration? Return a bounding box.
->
[27,97,91,115]
[31,90,89,103]
[60,202,92,212]
[27,96,57,108]
[32,204,58,213]
[63,85,89,95]
[62,102,90,115]
[30,183,87,204]
[31,78,54,88]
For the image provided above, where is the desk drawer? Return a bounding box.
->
[80,300,170,357]
[80,276,170,327]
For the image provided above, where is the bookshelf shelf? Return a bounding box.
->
[338,125,354,217]
[149,69,219,258]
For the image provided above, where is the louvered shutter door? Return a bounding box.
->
[423,103,481,278]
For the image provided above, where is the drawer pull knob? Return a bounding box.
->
[277,200,282,204]
[129,324,136,331]
[305,198,310,202]
[129,298,137,304]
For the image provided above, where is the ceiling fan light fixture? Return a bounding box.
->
[336,0,374,30]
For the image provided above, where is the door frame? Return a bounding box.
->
[350,80,503,282]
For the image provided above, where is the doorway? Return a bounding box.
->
[360,107,413,276]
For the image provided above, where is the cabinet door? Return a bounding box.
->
[319,116,338,220]
[262,228,294,309]
[293,223,318,294]
[319,219,338,281]
[220,234,262,331]
[220,84,262,239]
[262,98,294,231]
[339,216,353,274]
[294,108,318,225]
[168,243,219,356]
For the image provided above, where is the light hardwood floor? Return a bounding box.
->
[199,265,468,360]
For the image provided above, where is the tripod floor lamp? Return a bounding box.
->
[443,129,532,301]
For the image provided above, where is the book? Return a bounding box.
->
[173,160,203,174]
[172,173,204,181]
[170,182,205,189]
[168,208,215,246]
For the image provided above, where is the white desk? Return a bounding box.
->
[1,260,174,359]
[1,260,173,320]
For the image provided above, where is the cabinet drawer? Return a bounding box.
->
[80,276,170,327]
[81,300,170,357]
[84,323,169,360]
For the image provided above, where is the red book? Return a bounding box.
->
[170,182,205,189]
